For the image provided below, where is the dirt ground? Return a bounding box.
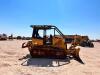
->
[0,40,100,75]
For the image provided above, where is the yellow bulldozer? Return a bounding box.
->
[22,25,83,63]
[72,35,94,47]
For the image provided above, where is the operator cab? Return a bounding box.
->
[31,25,66,49]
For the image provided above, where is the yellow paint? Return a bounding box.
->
[32,38,43,46]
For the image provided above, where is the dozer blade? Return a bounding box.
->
[74,56,84,64]
[73,48,84,64]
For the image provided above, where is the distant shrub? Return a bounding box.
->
[17,36,22,40]
[22,36,31,40]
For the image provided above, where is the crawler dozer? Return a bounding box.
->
[72,35,94,47]
[22,25,83,63]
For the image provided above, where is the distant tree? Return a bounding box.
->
[25,37,32,40]
[17,36,22,40]
[22,36,31,40]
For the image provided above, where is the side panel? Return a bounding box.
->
[32,38,43,46]
[52,37,66,49]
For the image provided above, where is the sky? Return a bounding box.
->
[0,0,100,39]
